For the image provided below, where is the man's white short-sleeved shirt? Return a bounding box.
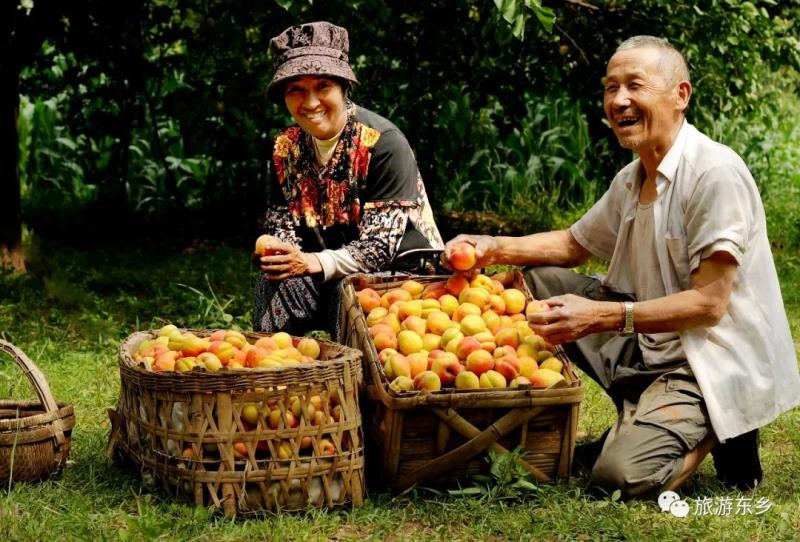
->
[570,121,800,441]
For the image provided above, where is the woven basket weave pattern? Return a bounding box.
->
[111,330,365,516]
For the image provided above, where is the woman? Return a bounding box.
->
[254,21,443,334]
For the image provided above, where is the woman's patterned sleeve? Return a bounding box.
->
[344,202,412,271]
[262,206,302,248]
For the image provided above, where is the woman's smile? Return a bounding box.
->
[284,76,347,140]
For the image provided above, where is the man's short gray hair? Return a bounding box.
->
[616,35,690,86]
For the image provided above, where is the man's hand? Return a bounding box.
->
[527,294,609,345]
[441,234,498,274]
[258,242,321,280]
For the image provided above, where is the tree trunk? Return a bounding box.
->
[0,64,25,272]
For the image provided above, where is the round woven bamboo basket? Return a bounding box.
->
[109,329,365,517]
[0,340,75,482]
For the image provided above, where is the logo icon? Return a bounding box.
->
[658,491,690,518]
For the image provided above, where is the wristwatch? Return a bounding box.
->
[620,301,635,336]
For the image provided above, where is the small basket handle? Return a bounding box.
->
[0,340,60,414]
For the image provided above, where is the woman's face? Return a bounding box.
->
[283,76,347,140]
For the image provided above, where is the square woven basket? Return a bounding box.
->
[337,272,584,491]
[109,329,364,517]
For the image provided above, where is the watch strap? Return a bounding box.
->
[621,301,635,335]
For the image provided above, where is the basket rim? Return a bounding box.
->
[0,400,75,431]
[120,329,361,366]
[118,329,363,391]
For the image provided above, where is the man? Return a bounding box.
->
[443,36,800,499]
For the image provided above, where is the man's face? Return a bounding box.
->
[603,47,685,153]
[283,76,347,140]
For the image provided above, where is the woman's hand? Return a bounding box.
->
[441,234,499,275]
[526,294,606,345]
[258,242,322,280]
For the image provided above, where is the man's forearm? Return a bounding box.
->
[492,229,590,268]
[626,289,724,333]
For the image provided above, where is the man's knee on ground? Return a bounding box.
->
[589,445,679,500]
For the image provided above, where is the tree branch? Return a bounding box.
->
[565,0,599,10]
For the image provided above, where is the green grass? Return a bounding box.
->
[1,238,799,542]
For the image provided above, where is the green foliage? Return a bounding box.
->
[434,89,607,232]
[14,0,800,245]
[494,0,557,38]
[176,275,249,330]
[447,447,544,503]
[17,94,94,208]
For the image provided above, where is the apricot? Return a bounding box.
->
[422,283,448,300]
[540,357,564,374]
[378,347,399,364]
[209,340,236,363]
[481,310,501,332]
[431,355,464,386]
[224,330,248,349]
[272,331,292,349]
[494,327,521,349]
[366,307,389,326]
[406,352,429,377]
[501,289,527,315]
[380,288,412,309]
[397,330,424,355]
[297,338,321,360]
[398,300,424,320]
[510,376,532,387]
[401,280,425,299]
[421,299,441,317]
[449,242,477,271]
[253,336,276,352]
[495,356,520,381]
[357,288,381,313]
[479,369,507,389]
[459,287,491,310]
[460,314,487,336]
[390,375,414,393]
[426,310,453,335]
[241,403,260,426]
[422,333,442,352]
[197,352,222,372]
[525,299,550,318]
[445,274,469,296]
[452,302,482,323]
[529,368,566,389]
[439,327,464,348]
[438,294,460,317]
[455,371,481,390]
[386,354,411,379]
[469,274,495,293]
[401,315,427,337]
[456,336,483,360]
[255,234,280,256]
[466,349,495,375]
[413,370,442,392]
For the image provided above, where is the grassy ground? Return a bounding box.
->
[1,238,799,542]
